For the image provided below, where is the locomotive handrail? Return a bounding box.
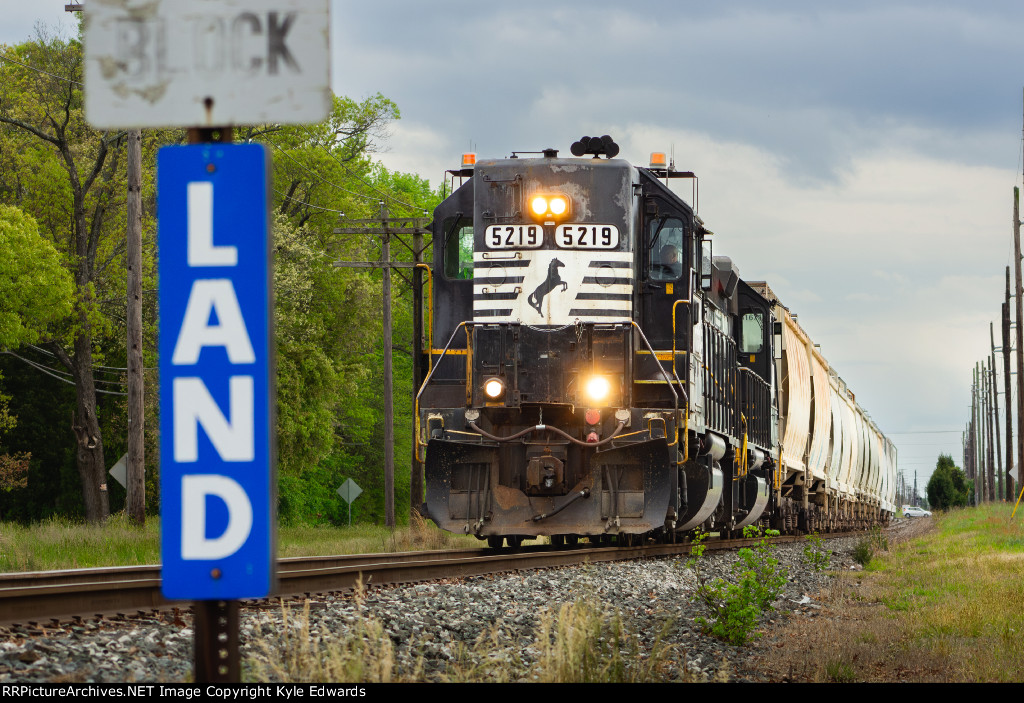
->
[630,321,683,414]
[414,321,471,461]
[416,263,433,374]
[468,420,626,448]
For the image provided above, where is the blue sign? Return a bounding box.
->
[158,143,275,600]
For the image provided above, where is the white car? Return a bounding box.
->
[904,506,932,518]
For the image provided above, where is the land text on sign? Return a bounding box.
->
[158,143,274,600]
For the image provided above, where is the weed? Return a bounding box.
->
[249,580,423,683]
[803,532,831,571]
[852,539,874,567]
[533,599,677,682]
[688,525,788,645]
[853,525,890,567]
[825,659,857,683]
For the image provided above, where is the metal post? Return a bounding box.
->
[194,600,240,682]
[187,126,240,683]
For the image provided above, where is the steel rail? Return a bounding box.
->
[0,533,825,628]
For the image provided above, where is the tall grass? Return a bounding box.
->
[248,594,681,683]
[0,513,161,572]
[0,511,480,573]
[775,503,1024,682]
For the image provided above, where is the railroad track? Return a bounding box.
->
[0,533,815,629]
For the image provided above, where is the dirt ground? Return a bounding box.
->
[735,518,944,683]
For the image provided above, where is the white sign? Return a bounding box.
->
[84,0,331,129]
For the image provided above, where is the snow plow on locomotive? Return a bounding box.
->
[413,136,895,546]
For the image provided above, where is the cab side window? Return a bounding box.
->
[740,312,764,354]
[647,217,684,281]
[443,216,474,280]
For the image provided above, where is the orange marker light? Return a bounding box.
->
[650,152,667,169]
[462,153,477,169]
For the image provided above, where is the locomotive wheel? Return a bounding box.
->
[487,536,504,549]
[550,535,565,547]
[506,535,524,549]
[565,535,579,546]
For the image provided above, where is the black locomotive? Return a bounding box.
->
[413,136,894,547]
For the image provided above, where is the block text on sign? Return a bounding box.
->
[84,0,330,129]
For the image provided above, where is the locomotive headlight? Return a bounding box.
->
[529,194,570,221]
[584,375,611,402]
[483,378,505,399]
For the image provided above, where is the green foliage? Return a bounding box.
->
[803,531,831,571]
[927,454,971,510]
[0,27,443,524]
[688,525,788,645]
[0,205,74,350]
[0,205,74,474]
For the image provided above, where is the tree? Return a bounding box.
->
[927,454,971,510]
[0,31,140,521]
[0,205,73,509]
[0,204,74,350]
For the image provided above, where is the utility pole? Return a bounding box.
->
[1003,268,1014,501]
[410,224,426,514]
[989,325,1002,501]
[972,364,979,503]
[1014,187,1024,508]
[334,209,430,527]
[126,128,144,523]
[985,358,995,502]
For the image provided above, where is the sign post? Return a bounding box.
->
[85,0,330,684]
[337,478,363,526]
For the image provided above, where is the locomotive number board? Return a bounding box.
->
[556,224,619,249]
[484,224,620,249]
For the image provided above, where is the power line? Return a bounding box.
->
[0,351,127,395]
[272,188,350,214]
[262,138,381,205]
[0,53,82,86]
[26,344,127,374]
[299,125,425,214]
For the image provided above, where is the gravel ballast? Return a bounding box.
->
[0,533,876,683]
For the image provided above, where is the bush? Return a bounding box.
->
[853,525,888,567]
[688,526,788,645]
[803,532,831,571]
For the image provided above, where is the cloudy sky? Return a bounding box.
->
[7,1,1024,493]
